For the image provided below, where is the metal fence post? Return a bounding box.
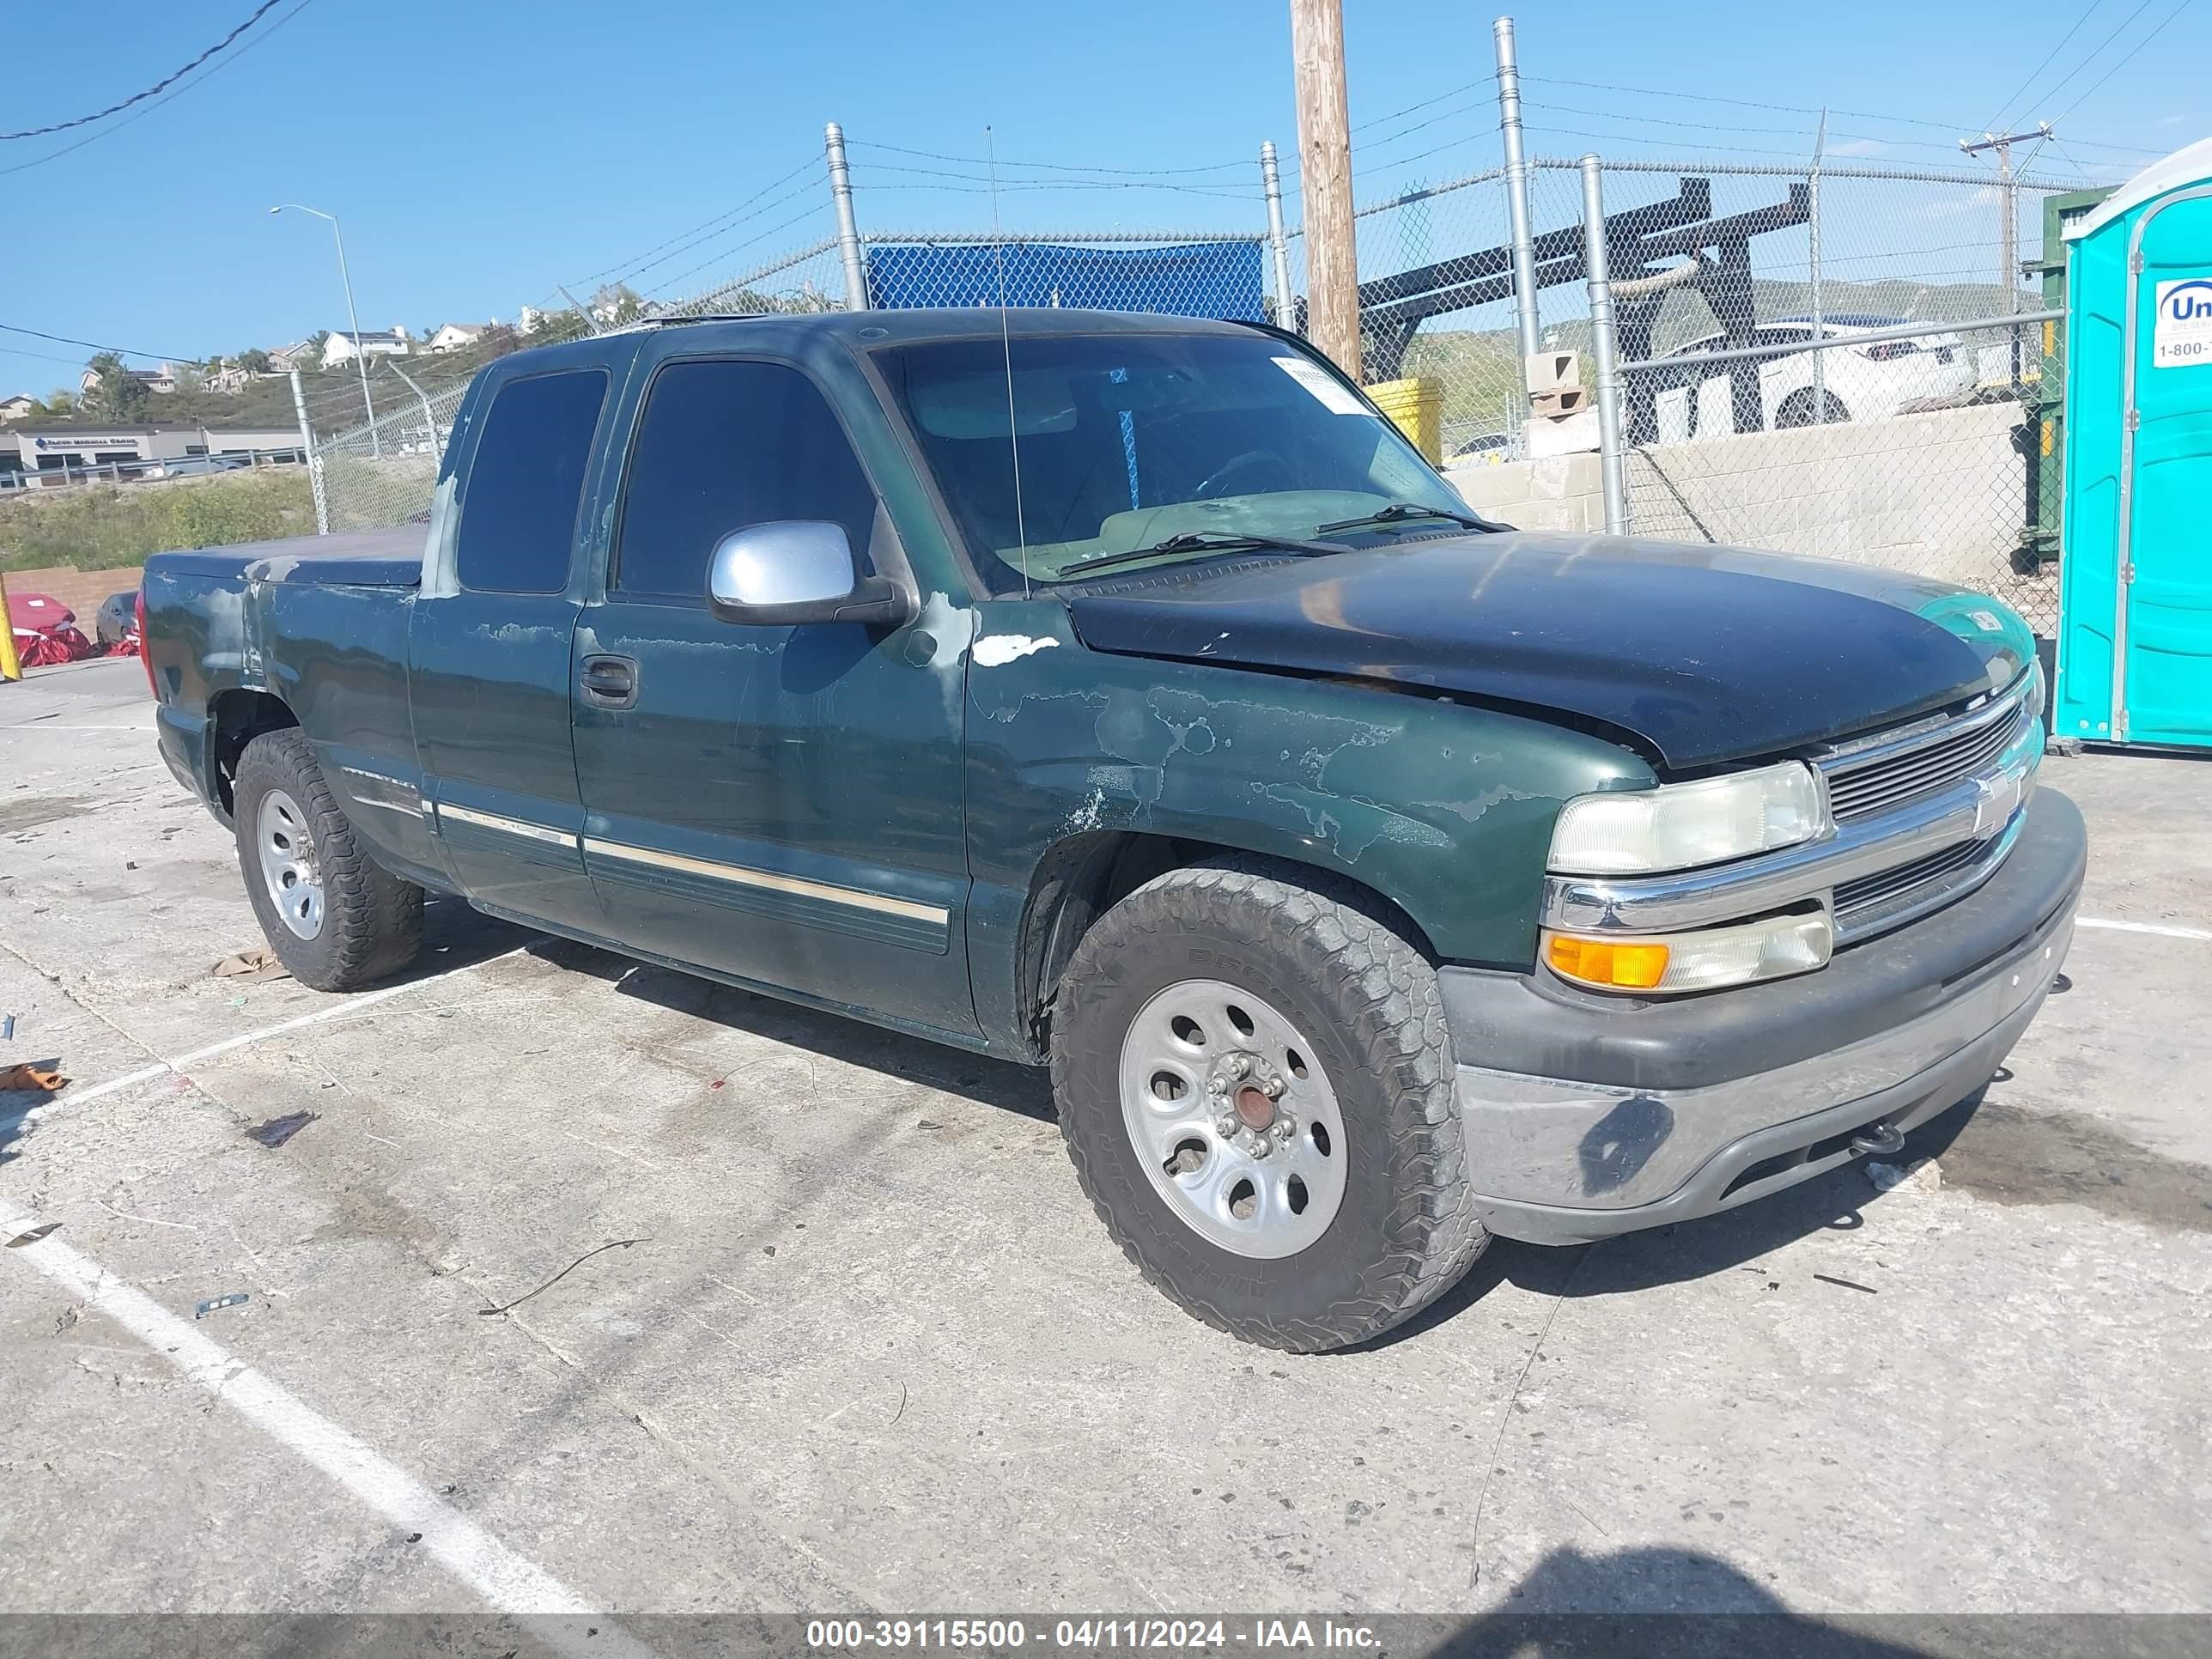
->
[1493,16,1542,379]
[824,122,870,311]
[290,368,330,537]
[387,361,443,464]
[1260,140,1297,329]
[1579,155,1629,536]
[1809,109,1826,424]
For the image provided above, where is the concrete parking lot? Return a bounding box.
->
[3,655,2209,1641]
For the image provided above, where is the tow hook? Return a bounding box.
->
[1850,1120,1906,1158]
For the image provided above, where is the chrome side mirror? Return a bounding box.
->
[706,520,915,627]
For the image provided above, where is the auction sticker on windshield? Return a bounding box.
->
[1273,356,1369,414]
[2152,279,2212,368]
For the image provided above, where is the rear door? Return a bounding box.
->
[570,347,976,1037]
[409,362,617,933]
[2121,190,2212,744]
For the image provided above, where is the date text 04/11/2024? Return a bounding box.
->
[804,1620,1383,1650]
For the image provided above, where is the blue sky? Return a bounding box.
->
[1,0,2199,399]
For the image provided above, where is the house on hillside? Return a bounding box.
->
[425,321,493,354]
[0,394,34,423]
[204,364,252,394]
[319,328,411,368]
[265,341,313,374]
[78,363,178,397]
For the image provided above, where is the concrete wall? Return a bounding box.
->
[1446,450,1607,532]
[1445,402,2027,593]
[3,564,143,624]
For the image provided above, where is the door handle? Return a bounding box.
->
[579,653,638,709]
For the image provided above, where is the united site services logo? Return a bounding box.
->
[2163,279,2212,322]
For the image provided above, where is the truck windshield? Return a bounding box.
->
[872,331,1468,591]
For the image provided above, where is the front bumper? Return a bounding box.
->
[1444,787,2086,1246]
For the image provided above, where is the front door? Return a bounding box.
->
[410,363,614,933]
[2123,191,2212,744]
[570,352,976,1038]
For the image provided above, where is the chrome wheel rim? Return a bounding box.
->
[1116,978,1346,1259]
[255,788,324,940]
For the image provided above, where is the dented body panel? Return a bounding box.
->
[1063,535,2036,772]
[144,306,2075,1237]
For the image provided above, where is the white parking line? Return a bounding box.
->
[0,1206,653,1656]
[27,945,535,1120]
[2078,916,2212,943]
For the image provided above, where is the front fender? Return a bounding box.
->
[963,602,1650,1049]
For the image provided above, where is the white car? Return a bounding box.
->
[1650,313,1978,443]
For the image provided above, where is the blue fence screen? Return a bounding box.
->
[866,241,1267,321]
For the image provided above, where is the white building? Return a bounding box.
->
[0,422,306,489]
[425,321,491,354]
[319,328,411,368]
[0,394,34,422]
[78,362,178,397]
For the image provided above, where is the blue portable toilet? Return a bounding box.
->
[2057,137,2212,747]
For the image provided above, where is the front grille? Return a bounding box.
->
[1821,698,2031,821]
[1833,837,1984,916]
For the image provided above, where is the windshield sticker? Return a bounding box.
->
[1273,356,1370,415]
[2153,279,2212,368]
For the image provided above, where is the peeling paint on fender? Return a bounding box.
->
[973,635,1060,666]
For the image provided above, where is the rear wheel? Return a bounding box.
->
[1776,387,1850,428]
[1050,858,1488,1351]
[232,728,422,992]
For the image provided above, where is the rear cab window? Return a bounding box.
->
[455,368,611,594]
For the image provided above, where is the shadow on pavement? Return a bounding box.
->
[1437,1544,1948,1656]
[526,932,1056,1122]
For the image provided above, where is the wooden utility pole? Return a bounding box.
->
[1290,0,1362,380]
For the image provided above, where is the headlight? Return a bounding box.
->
[1545,908,1833,995]
[1547,762,1828,876]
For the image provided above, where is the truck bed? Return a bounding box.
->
[148,528,423,588]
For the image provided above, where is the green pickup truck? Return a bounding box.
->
[143,308,2082,1352]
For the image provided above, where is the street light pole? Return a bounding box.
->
[271,204,381,459]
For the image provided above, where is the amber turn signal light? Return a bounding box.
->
[1546,935,1670,990]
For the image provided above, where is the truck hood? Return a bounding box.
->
[1060,531,2033,771]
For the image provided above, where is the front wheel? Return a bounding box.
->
[1050,859,1489,1351]
[232,728,422,993]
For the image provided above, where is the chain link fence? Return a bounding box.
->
[1613,313,2062,630]
[298,134,2089,633]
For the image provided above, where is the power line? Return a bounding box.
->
[0,0,316,179]
[1522,75,1986,136]
[1983,0,2106,135]
[0,0,289,141]
[2024,0,2158,114]
[0,323,195,364]
[2051,0,2192,125]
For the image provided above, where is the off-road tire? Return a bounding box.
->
[1050,856,1489,1351]
[233,728,422,993]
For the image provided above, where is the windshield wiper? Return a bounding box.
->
[1054,531,1352,580]
[1316,501,1492,534]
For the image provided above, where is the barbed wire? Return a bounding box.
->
[572,153,824,288]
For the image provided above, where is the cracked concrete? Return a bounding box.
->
[1,657,2208,1629]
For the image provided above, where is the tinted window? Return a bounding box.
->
[615,359,878,601]
[874,332,1452,592]
[455,369,608,594]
